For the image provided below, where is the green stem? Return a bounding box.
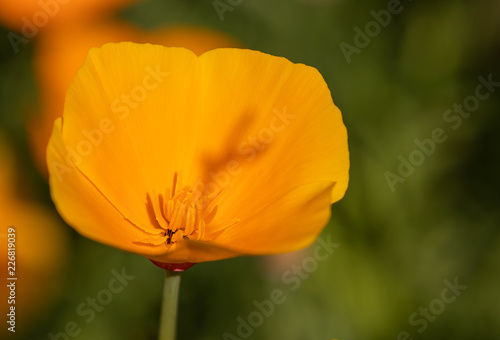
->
[158,270,181,340]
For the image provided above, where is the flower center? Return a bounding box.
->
[150,174,218,245]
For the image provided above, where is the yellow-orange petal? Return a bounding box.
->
[213,181,336,255]
[47,119,167,255]
[189,48,348,253]
[196,48,348,208]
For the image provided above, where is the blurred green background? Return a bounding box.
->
[1,0,499,339]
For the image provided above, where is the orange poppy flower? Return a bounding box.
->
[47,42,349,267]
[0,0,138,32]
[29,22,240,175]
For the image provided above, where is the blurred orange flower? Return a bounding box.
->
[0,0,138,32]
[0,135,69,336]
[47,42,349,266]
[29,22,240,175]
